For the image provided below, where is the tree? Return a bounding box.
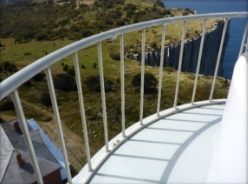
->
[131,72,158,93]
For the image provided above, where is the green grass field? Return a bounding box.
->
[0,35,229,152]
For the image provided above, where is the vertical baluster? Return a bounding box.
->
[191,19,207,104]
[209,18,229,101]
[97,42,109,152]
[140,29,146,125]
[45,68,72,184]
[174,21,186,108]
[73,52,92,171]
[239,19,248,57]
[157,23,167,115]
[120,35,126,137]
[245,30,248,54]
[11,90,44,184]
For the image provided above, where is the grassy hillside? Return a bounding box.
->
[0,37,229,172]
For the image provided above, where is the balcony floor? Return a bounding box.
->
[81,103,225,184]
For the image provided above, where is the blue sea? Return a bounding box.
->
[162,0,248,79]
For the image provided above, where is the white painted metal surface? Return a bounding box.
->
[74,103,225,184]
[207,54,248,183]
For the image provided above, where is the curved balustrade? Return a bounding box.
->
[0,12,248,184]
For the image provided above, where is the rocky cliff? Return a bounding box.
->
[127,20,229,76]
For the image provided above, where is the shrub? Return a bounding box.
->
[155,0,165,8]
[85,75,113,92]
[115,0,124,4]
[150,41,157,49]
[106,19,114,25]
[105,2,113,8]
[0,116,4,123]
[63,64,69,71]
[40,92,52,106]
[124,3,137,11]
[186,33,190,38]
[110,52,120,61]
[33,72,45,81]
[36,32,47,41]
[81,29,93,38]
[131,72,158,93]
[109,10,122,19]
[0,98,15,111]
[182,11,189,16]
[1,61,18,76]
[165,66,176,72]
[93,63,97,69]
[24,80,33,86]
[66,66,75,76]
[116,19,125,26]
[126,9,134,18]
[161,9,171,15]
[24,52,32,55]
[54,73,76,91]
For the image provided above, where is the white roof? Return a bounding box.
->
[27,119,67,180]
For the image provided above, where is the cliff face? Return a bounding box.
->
[128,20,229,76]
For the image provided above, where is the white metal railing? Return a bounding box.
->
[0,12,248,184]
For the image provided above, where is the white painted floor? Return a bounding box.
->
[87,104,225,184]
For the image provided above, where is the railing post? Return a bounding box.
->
[246,28,248,54]
[140,29,146,125]
[174,21,187,108]
[239,19,248,57]
[246,33,248,53]
[11,90,44,184]
[157,23,167,115]
[45,68,72,184]
[209,18,229,101]
[120,35,126,137]
[73,52,92,171]
[191,19,207,104]
[97,42,109,152]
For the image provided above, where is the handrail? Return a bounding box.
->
[1,12,248,100]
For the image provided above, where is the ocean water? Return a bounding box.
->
[162,0,248,79]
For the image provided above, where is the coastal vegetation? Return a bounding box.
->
[0,0,229,174]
